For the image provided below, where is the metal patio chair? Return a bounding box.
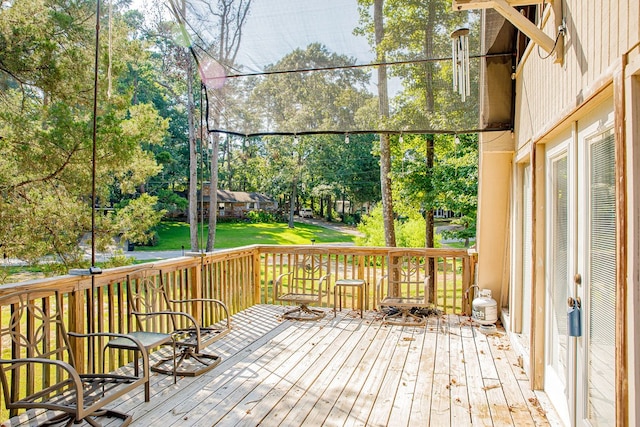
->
[275,249,331,320]
[377,251,432,326]
[126,269,231,377]
[0,291,149,426]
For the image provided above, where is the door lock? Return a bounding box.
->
[567,296,582,337]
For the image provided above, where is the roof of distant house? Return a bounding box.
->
[204,190,276,204]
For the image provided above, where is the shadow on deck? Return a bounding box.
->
[4,305,562,426]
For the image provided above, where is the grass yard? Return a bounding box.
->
[141,221,357,251]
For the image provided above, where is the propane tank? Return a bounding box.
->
[471,289,498,326]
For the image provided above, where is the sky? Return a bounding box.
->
[233,0,373,73]
[130,0,374,74]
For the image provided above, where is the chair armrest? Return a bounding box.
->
[274,272,294,297]
[168,298,231,329]
[317,273,331,296]
[0,358,85,407]
[376,275,389,292]
[131,309,201,335]
[68,331,150,376]
[376,274,389,303]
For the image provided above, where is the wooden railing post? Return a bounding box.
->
[253,249,261,306]
[188,254,204,323]
[68,289,85,374]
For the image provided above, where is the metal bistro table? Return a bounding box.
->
[333,279,368,318]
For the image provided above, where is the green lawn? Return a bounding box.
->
[139,221,356,251]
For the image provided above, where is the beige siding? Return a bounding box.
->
[514,0,640,145]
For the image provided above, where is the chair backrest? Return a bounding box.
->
[127,270,178,332]
[0,291,74,410]
[289,250,331,294]
[385,251,431,299]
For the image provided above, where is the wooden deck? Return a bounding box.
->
[6,305,561,426]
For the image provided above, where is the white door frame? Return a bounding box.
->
[575,101,616,426]
[544,133,576,426]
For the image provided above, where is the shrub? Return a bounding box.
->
[356,205,441,248]
[245,210,280,223]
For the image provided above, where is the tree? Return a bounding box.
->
[433,133,478,246]
[114,194,166,246]
[250,44,374,225]
[0,0,167,267]
[356,0,397,246]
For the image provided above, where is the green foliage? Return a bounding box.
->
[391,133,478,243]
[155,189,188,216]
[0,1,168,262]
[100,250,135,268]
[244,210,282,224]
[356,205,442,248]
[113,194,166,245]
[355,206,387,246]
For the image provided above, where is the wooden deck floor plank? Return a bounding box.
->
[182,313,341,427]
[341,323,405,427]
[474,330,514,425]
[405,315,439,426]
[448,315,473,426]
[271,317,379,427]
[5,306,559,427]
[386,325,426,427]
[428,315,452,425]
[365,326,418,427]
[229,316,360,426]
[102,305,290,427]
[460,321,493,427]
[317,321,399,427]
[488,333,538,425]
[127,306,303,426]
[302,318,389,427]
[316,324,391,427]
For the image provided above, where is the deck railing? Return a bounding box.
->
[0,245,476,420]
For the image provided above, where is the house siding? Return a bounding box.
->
[514,1,639,147]
[477,1,639,425]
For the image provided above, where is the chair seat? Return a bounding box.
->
[278,292,322,304]
[380,296,428,307]
[175,326,230,348]
[107,331,173,350]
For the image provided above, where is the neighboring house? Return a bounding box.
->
[199,187,278,218]
[459,2,639,425]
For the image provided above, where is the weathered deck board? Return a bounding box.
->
[4,305,558,427]
[460,318,493,426]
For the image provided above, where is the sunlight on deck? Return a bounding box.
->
[6,305,561,426]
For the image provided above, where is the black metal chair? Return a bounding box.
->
[0,291,149,426]
[275,249,331,320]
[126,269,231,377]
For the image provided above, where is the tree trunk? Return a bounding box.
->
[187,53,198,252]
[288,181,297,228]
[206,133,219,251]
[374,0,396,247]
[424,1,436,301]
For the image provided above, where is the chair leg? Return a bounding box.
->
[151,346,222,377]
[282,304,326,321]
[41,409,132,427]
[84,410,133,427]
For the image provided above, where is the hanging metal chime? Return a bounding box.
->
[451,27,471,102]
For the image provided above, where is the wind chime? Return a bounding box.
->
[451,28,471,101]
